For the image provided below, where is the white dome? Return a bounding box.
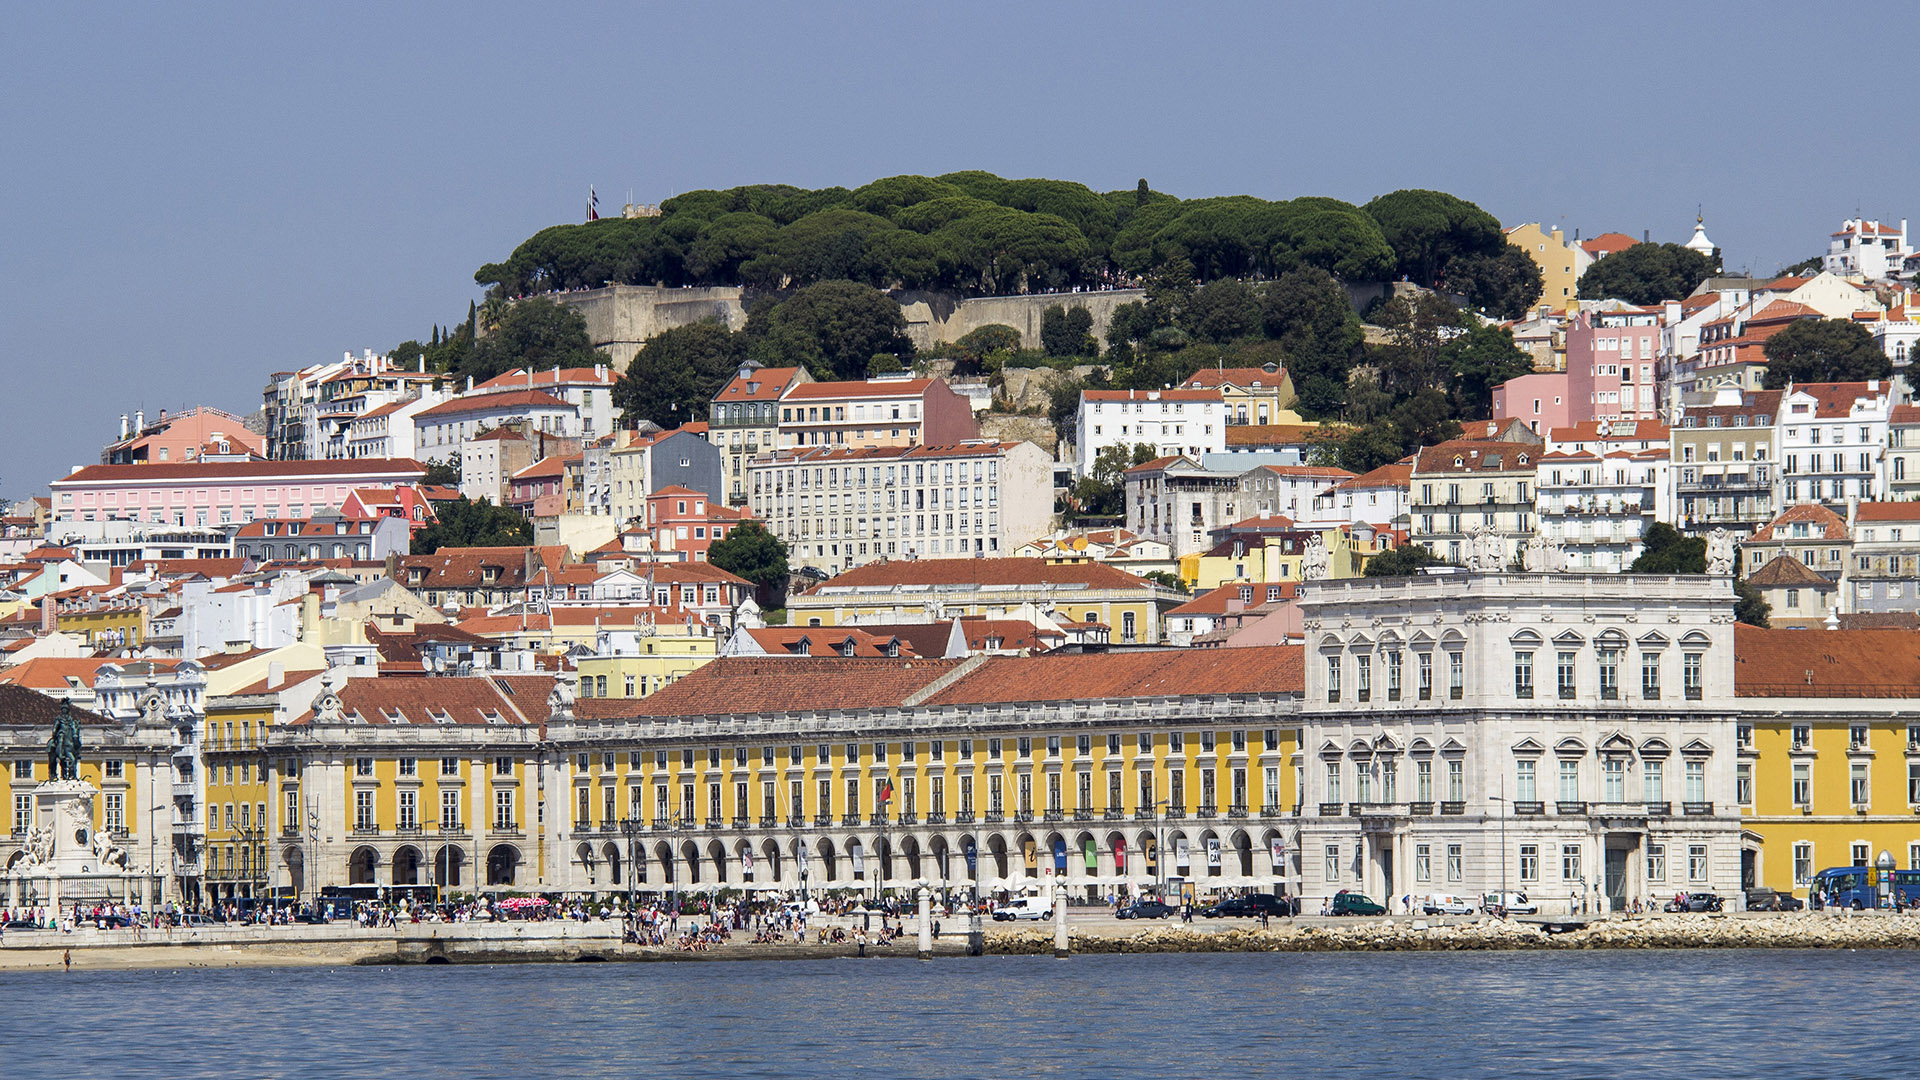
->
[1685,215,1715,254]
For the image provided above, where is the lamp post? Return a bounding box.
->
[148,801,168,911]
[1155,798,1170,901]
[235,822,266,920]
[1491,774,1509,910]
[619,816,639,942]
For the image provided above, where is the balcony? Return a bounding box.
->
[1556,801,1588,815]
[1073,809,1093,822]
[841,813,862,826]
[814,813,833,827]
[173,858,202,877]
[984,812,1005,824]
[1318,802,1345,816]
[1683,801,1714,816]
[1440,801,1465,815]
[955,811,976,825]
[758,815,777,829]
[352,824,381,836]
[705,816,724,829]
[1228,803,1249,819]
[869,812,889,826]
[1103,808,1125,821]
[732,816,749,830]
[1133,809,1156,821]
[1408,801,1434,816]
[1512,801,1546,816]
[787,813,806,828]
[1645,802,1672,817]
[1163,807,1185,820]
[1015,811,1035,824]
[1196,804,1217,819]
[172,781,197,799]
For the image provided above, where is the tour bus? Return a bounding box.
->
[1809,866,1920,909]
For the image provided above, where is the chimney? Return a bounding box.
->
[40,596,54,633]
[267,661,285,689]
[466,376,474,392]
[135,409,145,431]
[1643,229,1650,243]
[119,413,130,439]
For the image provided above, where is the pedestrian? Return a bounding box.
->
[63,948,71,972]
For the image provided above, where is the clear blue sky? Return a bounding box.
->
[1,2,1902,497]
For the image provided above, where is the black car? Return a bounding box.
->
[1203,894,1299,918]
[1116,900,1175,920]
[292,911,331,925]
[1664,892,1724,913]
[1744,887,1803,912]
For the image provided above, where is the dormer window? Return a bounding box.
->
[481,567,500,584]
[1453,456,1465,467]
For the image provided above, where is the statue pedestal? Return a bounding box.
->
[5,780,134,908]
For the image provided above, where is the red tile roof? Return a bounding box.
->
[1580,232,1638,257]
[55,459,425,484]
[1412,440,1536,474]
[413,390,573,420]
[474,367,614,391]
[1734,626,1920,697]
[1789,380,1897,419]
[1338,462,1413,490]
[1180,367,1287,389]
[1082,388,1221,404]
[714,367,805,403]
[289,675,543,726]
[1744,555,1831,588]
[0,685,114,726]
[1223,424,1322,447]
[744,627,919,658]
[785,378,935,400]
[1854,502,1920,523]
[613,657,966,716]
[1750,503,1849,542]
[1892,405,1920,425]
[805,557,1151,593]
[925,645,1302,705]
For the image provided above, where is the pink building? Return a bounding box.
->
[1565,308,1662,422]
[49,458,426,526]
[644,484,749,562]
[1490,372,1572,435]
[102,406,265,465]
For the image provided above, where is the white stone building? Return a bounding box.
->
[1824,218,1910,280]
[1076,389,1224,479]
[1776,380,1905,507]
[1295,573,1743,915]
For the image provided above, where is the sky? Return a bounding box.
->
[2,1,1909,498]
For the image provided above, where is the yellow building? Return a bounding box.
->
[1178,364,1299,426]
[202,669,327,905]
[1504,223,1586,314]
[1179,523,1377,591]
[787,557,1184,647]
[51,589,149,651]
[575,628,717,699]
[1738,628,1920,896]
[556,648,1306,899]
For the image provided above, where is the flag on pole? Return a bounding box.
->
[879,779,893,804]
[588,186,600,221]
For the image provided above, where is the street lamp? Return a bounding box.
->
[148,801,169,911]
[1489,774,1510,911]
[1154,798,1170,901]
[619,817,640,942]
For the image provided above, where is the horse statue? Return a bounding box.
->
[46,699,82,782]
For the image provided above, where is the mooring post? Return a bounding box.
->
[1053,886,1069,958]
[917,886,932,960]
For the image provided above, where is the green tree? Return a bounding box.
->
[457,298,605,384]
[1734,579,1771,627]
[1069,443,1154,518]
[949,324,1022,376]
[1371,293,1466,397]
[612,320,743,428]
[1445,246,1545,319]
[1141,570,1188,593]
[1260,267,1363,417]
[1443,320,1536,419]
[1760,318,1892,389]
[1627,522,1706,573]
[1576,242,1718,304]
[410,497,532,555]
[1185,280,1262,344]
[1778,255,1823,277]
[420,458,461,488]
[706,520,791,609]
[1361,189,1506,287]
[1041,305,1096,357]
[1363,544,1449,576]
[744,280,914,381]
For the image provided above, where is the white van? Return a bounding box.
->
[1420,893,1474,915]
[1480,891,1538,914]
[990,895,1051,921]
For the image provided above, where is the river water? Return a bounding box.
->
[4,949,1913,1078]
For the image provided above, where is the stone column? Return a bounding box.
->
[917,885,932,960]
[1052,884,1068,958]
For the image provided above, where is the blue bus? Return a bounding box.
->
[1810,867,1920,909]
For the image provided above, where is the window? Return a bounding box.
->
[1515,759,1536,802]
[1647,843,1666,883]
[442,788,461,830]
[1447,759,1464,802]
[1558,759,1579,802]
[1518,844,1538,882]
[1736,764,1753,806]
[1603,759,1624,802]
[1910,760,1920,805]
[1325,845,1340,882]
[1557,651,1577,699]
[1792,724,1811,750]
[355,757,374,777]
[1446,843,1463,882]
[1644,760,1664,803]
[494,789,515,829]
[398,757,416,777]
[1682,653,1703,700]
[1418,653,1433,700]
[1386,652,1402,700]
[398,790,417,830]
[354,790,374,830]
[1685,760,1706,804]
[1325,655,1341,702]
[1356,655,1371,702]
[1415,844,1431,883]
[1597,649,1620,700]
[1416,760,1433,802]
[103,792,123,831]
[1561,844,1581,883]
[1792,762,1811,806]
[1852,841,1871,867]
[1448,652,1463,699]
[1325,761,1341,804]
[1513,652,1533,699]
[1851,762,1870,806]
[1688,844,1708,882]
[1793,843,1813,886]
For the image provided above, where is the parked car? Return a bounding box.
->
[1203,894,1300,918]
[1116,900,1175,920]
[1744,887,1802,912]
[292,910,331,925]
[177,913,218,928]
[1330,890,1386,916]
[1663,892,1724,913]
[1420,893,1475,915]
[3,919,43,931]
[1480,891,1538,915]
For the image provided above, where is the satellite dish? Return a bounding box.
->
[1595,420,1612,437]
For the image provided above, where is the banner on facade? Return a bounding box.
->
[1206,837,1221,869]
[1114,838,1127,871]
[1175,837,1190,868]
[964,843,978,876]
[741,848,754,876]
[797,844,810,875]
[1053,837,1068,873]
[850,843,865,874]
[1022,839,1037,868]
[1084,839,1097,871]
[1270,838,1286,870]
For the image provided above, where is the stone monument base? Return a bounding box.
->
[5,779,138,910]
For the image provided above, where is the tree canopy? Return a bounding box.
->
[706,520,790,608]
[411,497,532,555]
[1627,523,1705,573]
[1760,318,1892,389]
[742,280,914,381]
[444,298,606,385]
[1576,243,1718,305]
[474,173,1503,301]
[1444,245,1545,320]
[611,320,744,428]
[1362,543,1450,576]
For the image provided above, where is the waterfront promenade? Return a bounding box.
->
[8,909,1920,970]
